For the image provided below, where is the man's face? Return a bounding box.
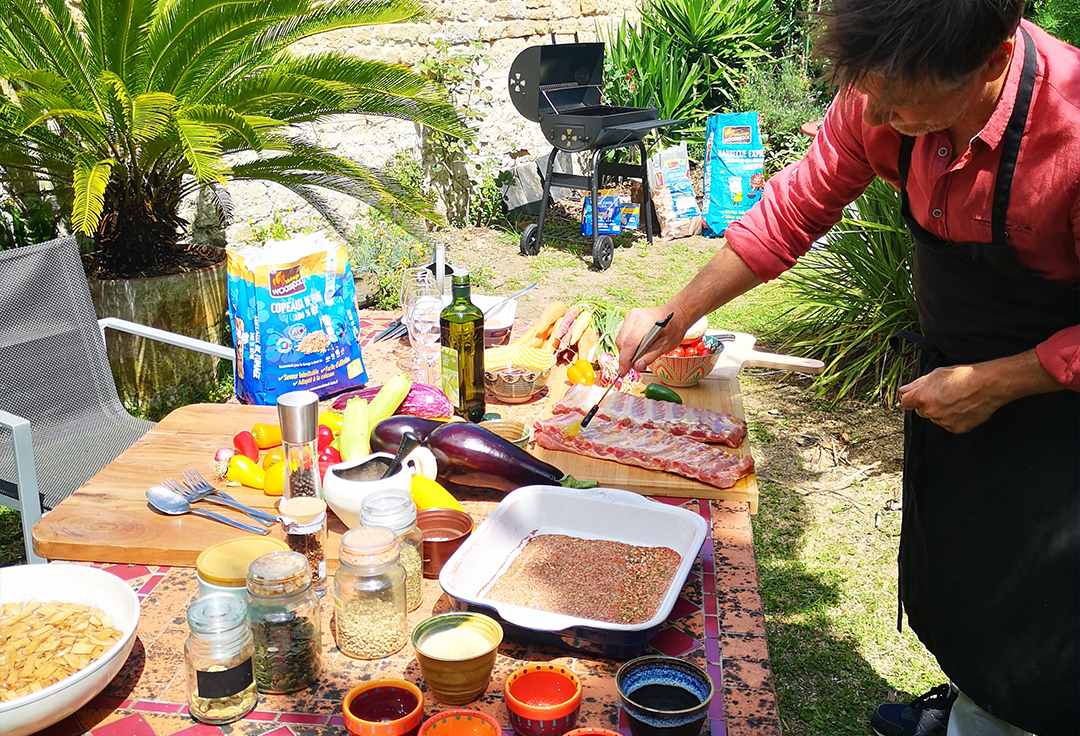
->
[857,74,978,136]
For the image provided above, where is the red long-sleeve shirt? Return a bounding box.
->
[726,20,1080,390]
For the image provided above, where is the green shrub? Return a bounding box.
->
[767,178,919,404]
[1028,0,1080,47]
[731,57,830,177]
[348,215,430,310]
[0,194,58,249]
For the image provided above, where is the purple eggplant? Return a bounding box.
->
[424,422,595,492]
[370,415,443,455]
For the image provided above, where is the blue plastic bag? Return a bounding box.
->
[703,112,765,237]
[228,235,368,405]
[581,189,622,236]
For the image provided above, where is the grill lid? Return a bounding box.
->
[508,42,605,122]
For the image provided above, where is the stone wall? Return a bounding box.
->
[218,0,641,242]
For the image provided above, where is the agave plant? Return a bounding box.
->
[0,0,470,276]
[767,178,920,404]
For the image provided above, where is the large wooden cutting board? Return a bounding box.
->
[533,367,760,513]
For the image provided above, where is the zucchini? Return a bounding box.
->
[644,383,683,404]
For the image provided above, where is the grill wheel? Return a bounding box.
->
[520,224,541,256]
[592,235,614,271]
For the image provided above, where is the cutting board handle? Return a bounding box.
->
[743,349,825,375]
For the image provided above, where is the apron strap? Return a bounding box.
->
[992,26,1037,248]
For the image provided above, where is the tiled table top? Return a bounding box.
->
[35,311,779,736]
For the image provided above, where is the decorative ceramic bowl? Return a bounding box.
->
[648,335,724,388]
[483,366,552,404]
[477,419,532,449]
[503,664,583,736]
[412,612,503,705]
[343,679,425,736]
[418,709,502,736]
[416,508,474,578]
[0,564,141,736]
[616,656,713,736]
[564,729,622,736]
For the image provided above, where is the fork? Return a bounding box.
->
[181,470,280,525]
[165,474,277,526]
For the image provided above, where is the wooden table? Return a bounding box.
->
[29,311,782,736]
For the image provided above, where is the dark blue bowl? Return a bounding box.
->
[616,657,713,736]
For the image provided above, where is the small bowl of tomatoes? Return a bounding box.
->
[649,335,723,387]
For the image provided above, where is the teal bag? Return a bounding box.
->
[703,112,765,237]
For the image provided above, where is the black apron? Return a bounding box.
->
[894,27,1079,736]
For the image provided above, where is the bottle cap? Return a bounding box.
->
[247,550,312,597]
[339,526,400,568]
[187,592,248,633]
[196,537,290,588]
[451,272,471,286]
[276,390,320,444]
[359,488,417,535]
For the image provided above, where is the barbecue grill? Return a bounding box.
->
[508,35,681,270]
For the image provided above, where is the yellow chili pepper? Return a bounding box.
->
[251,423,282,449]
[318,411,343,436]
[263,462,286,496]
[262,447,285,471]
[227,454,265,489]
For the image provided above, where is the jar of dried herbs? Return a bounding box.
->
[184,594,257,724]
[278,496,328,598]
[360,489,423,612]
[333,526,407,659]
[246,551,322,693]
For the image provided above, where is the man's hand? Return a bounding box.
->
[899,349,1063,433]
[616,306,690,374]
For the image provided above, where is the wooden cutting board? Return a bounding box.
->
[533,367,761,513]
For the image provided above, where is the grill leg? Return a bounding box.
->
[535,148,558,245]
[636,141,655,246]
[590,147,602,252]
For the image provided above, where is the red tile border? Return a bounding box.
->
[277,712,331,725]
[133,699,184,714]
[243,710,280,722]
[171,724,228,736]
[102,564,153,581]
[709,719,728,736]
[136,574,167,597]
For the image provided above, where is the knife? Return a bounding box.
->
[372,317,405,342]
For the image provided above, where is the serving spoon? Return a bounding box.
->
[146,485,271,535]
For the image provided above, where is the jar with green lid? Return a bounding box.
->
[246,550,322,693]
[334,526,408,659]
[360,489,423,611]
[185,593,257,724]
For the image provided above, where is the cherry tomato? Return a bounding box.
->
[262,447,285,471]
[318,411,343,436]
[566,359,596,386]
[263,462,286,496]
[318,446,342,465]
[226,454,265,489]
[232,430,259,462]
[318,457,334,483]
[317,424,335,452]
[251,423,282,449]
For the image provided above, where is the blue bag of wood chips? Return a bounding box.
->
[228,234,368,405]
[703,112,765,236]
[581,189,622,236]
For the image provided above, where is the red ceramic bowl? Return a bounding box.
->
[419,709,502,736]
[503,664,583,736]
[564,729,621,736]
[344,679,425,736]
[417,508,473,579]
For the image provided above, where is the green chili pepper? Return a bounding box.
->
[644,383,683,404]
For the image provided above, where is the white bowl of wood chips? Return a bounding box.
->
[0,564,140,736]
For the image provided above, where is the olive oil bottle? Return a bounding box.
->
[440,273,485,422]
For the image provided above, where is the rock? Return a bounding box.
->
[502,161,544,217]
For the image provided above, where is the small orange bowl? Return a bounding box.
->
[344,679,425,736]
[564,730,621,736]
[418,709,502,736]
[649,335,724,387]
[503,664,582,736]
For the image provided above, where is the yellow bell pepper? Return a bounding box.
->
[410,475,464,513]
[263,462,286,496]
[251,423,282,449]
[262,448,285,471]
[227,454,265,489]
[318,411,343,436]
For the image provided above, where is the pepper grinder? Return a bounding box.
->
[276,390,322,501]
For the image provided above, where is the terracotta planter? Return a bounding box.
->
[88,248,228,417]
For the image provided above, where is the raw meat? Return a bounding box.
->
[552,383,747,447]
[534,413,754,489]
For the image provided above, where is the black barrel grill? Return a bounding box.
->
[508,35,680,270]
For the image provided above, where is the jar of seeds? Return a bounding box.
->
[278,496,328,597]
[360,489,423,612]
[246,551,322,693]
[184,594,257,724]
[333,526,407,659]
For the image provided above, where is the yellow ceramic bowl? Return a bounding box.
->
[411,612,503,705]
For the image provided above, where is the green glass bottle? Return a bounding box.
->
[440,273,485,422]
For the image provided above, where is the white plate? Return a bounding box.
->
[0,564,141,736]
[439,485,708,633]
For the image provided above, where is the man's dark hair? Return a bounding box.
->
[814,0,1025,90]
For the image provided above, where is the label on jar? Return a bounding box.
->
[196,657,255,699]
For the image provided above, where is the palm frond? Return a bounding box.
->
[182,103,264,150]
[131,92,177,142]
[174,114,225,181]
[71,156,115,234]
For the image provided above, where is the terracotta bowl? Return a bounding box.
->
[616,657,713,736]
[343,679,425,736]
[483,366,552,404]
[418,709,502,736]
[648,336,724,388]
[416,508,473,578]
[412,612,503,705]
[503,664,583,736]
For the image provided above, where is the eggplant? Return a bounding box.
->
[370,415,443,455]
[424,422,595,492]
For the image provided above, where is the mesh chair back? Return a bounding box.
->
[0,237,154,510]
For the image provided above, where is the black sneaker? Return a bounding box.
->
[871,684,957,736]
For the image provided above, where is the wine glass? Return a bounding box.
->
[406,283,444,386]
[396,268,437,377]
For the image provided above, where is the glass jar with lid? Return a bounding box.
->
[184,593,257,724]
[333,526,408,659]
[246,550,322,693]
[360,488,423,611]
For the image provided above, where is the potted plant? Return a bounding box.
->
[0,0,469,414]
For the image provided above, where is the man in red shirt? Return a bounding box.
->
[617,2,1078,735]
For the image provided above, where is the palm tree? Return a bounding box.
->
[0,0,470,276]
